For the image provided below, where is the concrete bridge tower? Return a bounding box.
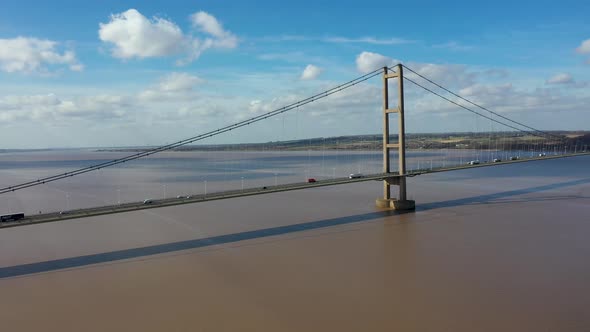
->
[376,64,416,210]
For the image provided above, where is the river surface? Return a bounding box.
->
[0,154,588,331]
[0,148,560,215]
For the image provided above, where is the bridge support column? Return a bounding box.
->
[376,64,415,211]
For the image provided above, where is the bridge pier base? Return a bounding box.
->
[376,198,416,210]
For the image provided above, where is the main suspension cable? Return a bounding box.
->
[0,68,383,195]
[401,64,564,140]
[397,69,559,140]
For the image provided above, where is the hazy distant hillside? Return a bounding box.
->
[96,131,589,153]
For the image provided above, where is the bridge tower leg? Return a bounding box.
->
[376,64,416,210]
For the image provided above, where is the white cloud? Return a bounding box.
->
[3,59,590,148]
[59,95,131,118]
[354,52,478,88]
[191,11,233,42]
[98,9,237,64]
[545,73,587,88]
[245,96,297,119]
[99,9,185,59]
[546,73,573,85]
[356,51,399,73]
[576,38,590,64]
[158,72,202,92]
[184,11,238,63]
[69,64,85,72]
[0,72,210,129]
[0,37,83,74]
[576,38,590,54]
[469,85,558,113]
[401,79,590,134]
[138,72,202,101]
[0,93,129,122]
[405,62,477,88]
[243,83,381,125]
[300,64,322,80]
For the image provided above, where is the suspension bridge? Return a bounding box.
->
[0,64,588,228]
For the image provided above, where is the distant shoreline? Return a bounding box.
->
[95,131,590,153]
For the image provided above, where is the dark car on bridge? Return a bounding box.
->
[0,212,24,222]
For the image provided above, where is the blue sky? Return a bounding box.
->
[1,0,589,148]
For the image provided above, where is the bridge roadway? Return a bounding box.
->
[1,152,588,229]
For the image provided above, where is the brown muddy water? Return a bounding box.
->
[0,154,589,331]
[0,148,552,215]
